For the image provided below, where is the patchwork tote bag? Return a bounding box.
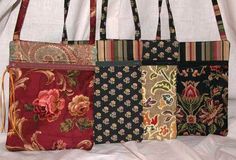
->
[93,0,144,144]
[141,0,178,140]
[176,0,230,136]
[0,0,97,151]
[96,0,142,61]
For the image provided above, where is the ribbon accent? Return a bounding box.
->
[0,68,15,132]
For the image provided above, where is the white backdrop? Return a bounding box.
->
[0,1,236,160]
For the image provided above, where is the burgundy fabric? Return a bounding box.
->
[6,66,94,151]
[13,0,30,40]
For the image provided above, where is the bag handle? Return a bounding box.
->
[99,0,141,40]
[156,0,227,41]
[156,0,177,40]
[212,0,227,40]
[13,0,97,44]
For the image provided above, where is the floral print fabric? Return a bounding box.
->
[142,40,179,63]
[94,64,143,144]
[6,66,94,151]
[141,65,177,140]
[177,64,228,136]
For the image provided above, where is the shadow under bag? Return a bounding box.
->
[1,0,97,151]
[176,0,230,136]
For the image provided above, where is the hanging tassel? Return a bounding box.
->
[0,68,15,132]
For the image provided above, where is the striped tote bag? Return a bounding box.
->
[141,0,178,140]
[96,0,142,61]
[176,0,230,136]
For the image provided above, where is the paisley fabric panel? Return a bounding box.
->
[177,63,228,136]
[142,40,180,63]
[10,41,97,65]
[6,66,95,151]
[94,63,143,144]
[141,65,177,140]
[179,41,230,61]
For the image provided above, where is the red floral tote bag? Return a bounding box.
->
[93,61,143,144]
[0,0,97,151]
[141,0,178,140]
[176,0,230,136]
[96,0,142,61]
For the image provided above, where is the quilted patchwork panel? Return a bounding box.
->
[94,64,143,144]
[177,63,228,136]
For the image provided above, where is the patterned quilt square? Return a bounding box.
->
[94,64,143,144]
[177,64,228,136]
[141,65,177,140]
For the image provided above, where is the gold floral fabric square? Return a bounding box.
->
[141,65,177,140]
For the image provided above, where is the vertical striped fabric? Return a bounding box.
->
[180,41,230,61]
[212,0,227,40]
[96,40,143,61]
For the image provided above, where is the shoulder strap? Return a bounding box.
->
[13,0,97,43]
[62,0,70,42]
[99,0,141,40]
[211,0,227,40]
[13,0,30,41]
[156,0,177,40]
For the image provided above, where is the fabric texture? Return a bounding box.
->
[6,65,95,151]
[141,65,177,140]
[177,64,228,136]
[96,0,142,61]
[94,63,143,144]
[142,40,179,62]
[10,41,96,65]
[179,41,230,61]
[176,0,230,136]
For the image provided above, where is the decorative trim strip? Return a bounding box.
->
[180,40,230,61]
[96,40,143,61]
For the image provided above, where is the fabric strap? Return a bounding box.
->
[156,0,227,41]
[99,0,141,40]
[13,0,97,43]
[212,0,227,40]
[156,0,177,40]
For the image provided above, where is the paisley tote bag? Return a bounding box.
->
[94,61,143,144]
[141,0,178,140]
[96,0,142,61]
[176,0,230,136]
[0,0,97,151]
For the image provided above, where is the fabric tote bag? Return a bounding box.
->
[1,0,96,151]
[141,0,178,140]
[96,0,142,61]
[176,0,230,136]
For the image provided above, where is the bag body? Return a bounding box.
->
[6,63,95,151]
[3,0,97,151]
[141,0,178,140]
[176,0,230,136]
[93,61,143,144]
[96,0,142,61]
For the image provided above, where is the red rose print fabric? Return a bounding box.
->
[6,65,94,151]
